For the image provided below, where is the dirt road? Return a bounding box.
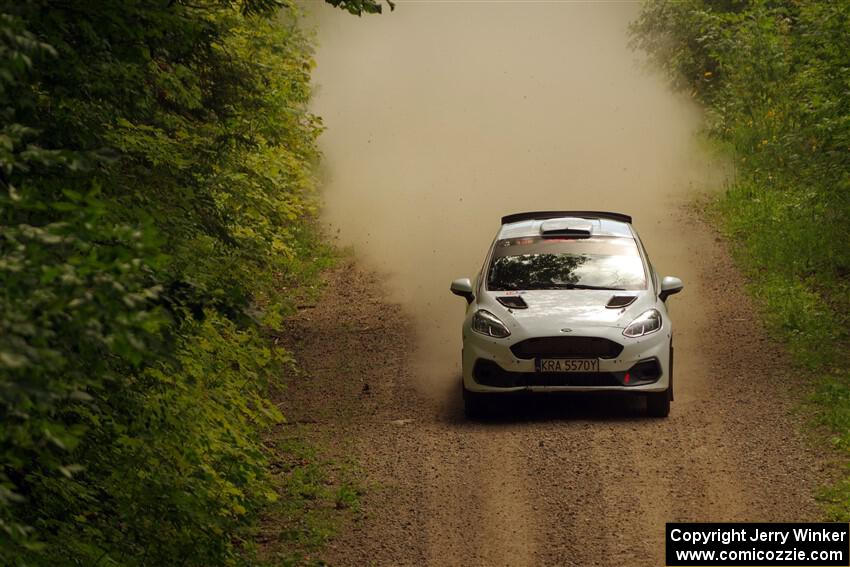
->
[278,3,827,565]
[280,211,824,566]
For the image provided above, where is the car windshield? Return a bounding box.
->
[487,236,647,291]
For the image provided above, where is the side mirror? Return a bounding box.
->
[450,277,474,304]
[659,276,683,301]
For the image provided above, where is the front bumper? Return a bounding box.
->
[462,326,671,394]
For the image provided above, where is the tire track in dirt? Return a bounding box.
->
[420,425,537,567]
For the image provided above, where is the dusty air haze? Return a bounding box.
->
[307,1,716,396]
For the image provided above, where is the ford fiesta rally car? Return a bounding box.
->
[450,211,683,418]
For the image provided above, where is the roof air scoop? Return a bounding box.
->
[606,295,637,309]
[539,219,593,238]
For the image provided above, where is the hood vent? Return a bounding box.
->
[497,296,528,309]
[606,295,637,309]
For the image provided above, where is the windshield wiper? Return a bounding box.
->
[548,283,626,291]
[497,282,628,291]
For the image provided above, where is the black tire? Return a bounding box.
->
[646,388,671,418]
[668,342,674,402]
[462,387,488,419]
[646,340,674,417]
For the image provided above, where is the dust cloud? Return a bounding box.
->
[306,1,720,398]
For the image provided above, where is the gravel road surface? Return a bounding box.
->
[277,210,824,566]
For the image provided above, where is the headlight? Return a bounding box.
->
[472,310,511,338]
[623,309,662,338]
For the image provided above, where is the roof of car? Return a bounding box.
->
[498,213,634,240]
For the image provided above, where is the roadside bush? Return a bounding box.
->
[0,1,330,564]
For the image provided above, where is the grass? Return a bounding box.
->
[253,435,364,566]
[707,178,850,520]
[248,229,364,565]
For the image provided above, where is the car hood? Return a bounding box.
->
[481,289,655,330]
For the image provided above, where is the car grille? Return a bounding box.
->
[509,336,623,360]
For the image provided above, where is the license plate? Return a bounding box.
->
[536,358,599,373]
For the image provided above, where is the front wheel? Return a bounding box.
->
[646,388,671,418]
[462,386,489,419]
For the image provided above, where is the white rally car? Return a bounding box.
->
[450,211,683,418]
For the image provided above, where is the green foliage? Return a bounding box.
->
[632,0,850,517]
[0,0,365,563]
[256,437,363,567]
[631,1,850,279]
[324,0,395,16]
